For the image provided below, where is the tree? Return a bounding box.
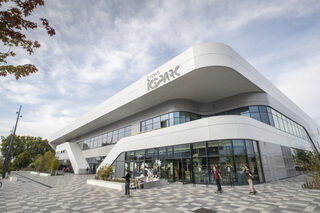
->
[12,151,32,169]
[1,135,53,170]
[0,0,55,79]
[34,150,57,173]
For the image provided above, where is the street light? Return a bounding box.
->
[2,105,22,178]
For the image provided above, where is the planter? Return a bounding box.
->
[30,171,39,175]
[87,179,124,191]
[39,173,51,177]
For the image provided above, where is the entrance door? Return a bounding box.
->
[165,160,174,182]
[164,159,191,183]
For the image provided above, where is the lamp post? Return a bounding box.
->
[2,105,22,178]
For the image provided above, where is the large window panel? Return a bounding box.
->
[219,140,232,155]
[192,142,206,157]
[173,144,191,157]
[207,141,219,156]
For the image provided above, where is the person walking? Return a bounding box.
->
[213,165,222,193]
[244,165,257,195]
[122,169,131,196]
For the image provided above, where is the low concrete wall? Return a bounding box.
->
[143,179,168,189]
[39,173,51,177]
[87,179,124,191]
[30,171,39,175]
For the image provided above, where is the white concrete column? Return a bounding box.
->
[56,142,89,174]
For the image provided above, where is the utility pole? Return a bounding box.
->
[2,105,22,178]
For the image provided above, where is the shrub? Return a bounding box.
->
[97,165,114,181]
[50,158,60,174]
[34,151,58,173]
[303,151,320,189]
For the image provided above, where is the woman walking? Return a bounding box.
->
[213,165,222,193]
[244,165,257,195]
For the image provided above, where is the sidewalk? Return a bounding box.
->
[0,171,319,212]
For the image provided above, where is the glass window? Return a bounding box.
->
[174,112,180,118]
[146,124,153,131]
[107,132,112,144]
[146,119,152,125]
[271,109,279,129]
[146,148,156,160]
[219,140,232,155]
[112,130,118,143]
[173,144,190,157]
[258,106,267,112]
[169,112,174,119]
[126,151,135,161]
[153,121,161,129]
[153,116,160,123]
[169,118,174,126]
[259,112,269,124]
[159,147,167,158]
[174,117,180,125]
[191,113,199,120]
[118,130,125,140]
[161,120,169,128]
[250,112,261,121]
[245,140,254,156]
[161,114,169,121]
[185,112,191,122]
[167,146,174,157]
[125,126,131,136]
[192,142,206,157]
[233,140,245,156]
[97,136,102,147]
[135,150,145,160]
[207,141,219,156]
[278,115,285,131]
[249,106,259,112]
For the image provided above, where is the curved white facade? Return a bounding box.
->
[50,43,319,181]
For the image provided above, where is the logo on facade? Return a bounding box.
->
[147,65,180,91]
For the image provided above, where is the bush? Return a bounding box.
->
[34,151,58,173]
[97,165,114,181]
[303,151,320,189]
[51,158,59,174]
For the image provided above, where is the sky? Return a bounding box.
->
[1,0,320,144]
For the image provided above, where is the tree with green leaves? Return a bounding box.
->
[34,150,58,173]
[1,135,53,169]
[0,0,55,79]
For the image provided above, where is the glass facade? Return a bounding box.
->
[216,105,311,143]
[140,106,312,146]
[140,111,201,132]
[114,139,263,185]
[79,126,131,150]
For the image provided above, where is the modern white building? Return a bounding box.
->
[50,43,320,185]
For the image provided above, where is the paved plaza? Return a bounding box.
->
[0,171,320,213]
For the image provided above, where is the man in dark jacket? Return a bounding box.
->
[122,169,131,196]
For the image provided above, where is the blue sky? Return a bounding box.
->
[1,0,320,142]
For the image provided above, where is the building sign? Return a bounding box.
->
[147,65,180,91]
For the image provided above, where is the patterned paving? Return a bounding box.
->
[0,171,320,212]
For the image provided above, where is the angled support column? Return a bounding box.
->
[56,142,89,174]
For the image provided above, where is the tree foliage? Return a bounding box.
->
[34,150,57,173]
[0,0,55,79]
[1,135,53,169]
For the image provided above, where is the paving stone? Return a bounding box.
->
[0,171,320,213]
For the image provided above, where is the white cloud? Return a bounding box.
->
[276,55,320,126]
[1,0,320,140]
